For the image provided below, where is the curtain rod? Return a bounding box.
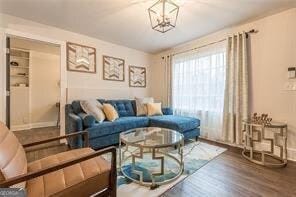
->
[162,29,258,58]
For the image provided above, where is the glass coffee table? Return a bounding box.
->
[119,127,184,188]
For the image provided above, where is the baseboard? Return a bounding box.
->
[30,121,56,129]
[199,136,296,162]
[11,124,31,131]
[11,121,56,131]
[287,148,296,161]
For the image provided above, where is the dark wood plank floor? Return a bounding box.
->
[162,140,296,197]
[14,128,296,196]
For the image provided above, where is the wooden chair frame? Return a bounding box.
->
[0,131,117,197]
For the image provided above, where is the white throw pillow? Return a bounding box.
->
[135,97,154,116]
[80,99,105,122]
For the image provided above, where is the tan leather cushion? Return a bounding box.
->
[27,148,111,197]
[0,122,27,188]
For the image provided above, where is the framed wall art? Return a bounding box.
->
[103,55,125,81]
[129,66,146,88]
[67,42,96,73]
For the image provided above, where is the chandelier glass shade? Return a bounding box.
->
[148,0,179,33]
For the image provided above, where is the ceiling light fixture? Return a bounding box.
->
[148,0,179,33]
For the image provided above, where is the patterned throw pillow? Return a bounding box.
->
[102,104,119,121]
[135,97,154,116]
[146,103,163,116]
[80,99,105,122]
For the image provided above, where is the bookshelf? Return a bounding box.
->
[10,48,30,87]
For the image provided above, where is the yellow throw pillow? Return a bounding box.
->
[103,104,119,121]
[146,103,163,116]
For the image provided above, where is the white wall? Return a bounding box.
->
[0,13,152,100]
[30,51,60,125]
[151,8,296,160]
[0,13,153,131]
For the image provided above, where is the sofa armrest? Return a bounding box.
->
[162,107,173,115]
[67,113,83,132]
[65,111,84,149]
[65,104,83,133]
[78,113,97,128]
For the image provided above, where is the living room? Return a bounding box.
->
[0,0,296,197]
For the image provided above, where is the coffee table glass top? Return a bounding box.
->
[120,127,183,148]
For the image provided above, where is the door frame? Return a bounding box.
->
[2,29,67,137]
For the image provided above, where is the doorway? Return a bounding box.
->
[7,36,61,135]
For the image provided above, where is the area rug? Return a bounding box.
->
[105,141,226,197]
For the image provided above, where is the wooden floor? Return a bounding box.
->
[14,127,68,162]
[162,140,296,197]
[14,128,296,196]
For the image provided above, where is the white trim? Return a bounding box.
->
[11,121,57,131]
[30,121,57,129]
[287,148,296,161]
[10,124,30,131]
[2,29,67,139]
[0,28,5,122]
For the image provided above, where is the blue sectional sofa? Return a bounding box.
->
[65,99,200,150]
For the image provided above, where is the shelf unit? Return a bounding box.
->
[10,48,31,129]
[10,48,30,87]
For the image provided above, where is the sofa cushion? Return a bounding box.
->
[103,104,119,122]
[72,99,106,114]
[147,103,163,116]
[87,116,149,139]
[161,107,173,115]
[149,115,200,132]
[107,100,135,117]
[135,97,154,116]
[78,113,96,128]
[27,148,110,197]
[80,99,105,122]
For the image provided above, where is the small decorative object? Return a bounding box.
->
[103,55,125,81]
[148,0,179,33]
[251,113,272,125]
[129,66,146,87]
[288,67,296,79]
[19,83,26,87]
[67,42,96,73]
[10,61,19,67]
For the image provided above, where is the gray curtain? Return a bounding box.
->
[163,55,172,107]
[222,32,249,145]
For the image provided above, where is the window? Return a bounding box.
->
[172,43,226,140]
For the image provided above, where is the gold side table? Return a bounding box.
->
[242,120,288,167]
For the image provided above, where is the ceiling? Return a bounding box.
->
[1,0,296,54]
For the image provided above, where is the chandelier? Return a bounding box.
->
[148,0,179,33]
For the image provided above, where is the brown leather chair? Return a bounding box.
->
[0,122,116,197]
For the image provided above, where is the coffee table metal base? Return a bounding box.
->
[119,142,184,188]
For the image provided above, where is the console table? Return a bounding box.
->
[242,120,288,167]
